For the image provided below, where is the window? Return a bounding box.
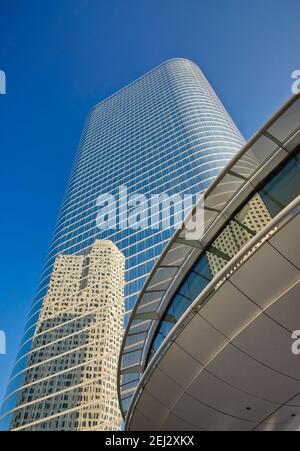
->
[149,148,300,364]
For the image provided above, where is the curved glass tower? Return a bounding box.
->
[0,59,245,430]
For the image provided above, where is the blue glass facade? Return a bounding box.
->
[0,59,244,430]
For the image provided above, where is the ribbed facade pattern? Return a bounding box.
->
[10,240,124,431]
[0,59,244,430]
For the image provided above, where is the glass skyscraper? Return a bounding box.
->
[0,58,244,430]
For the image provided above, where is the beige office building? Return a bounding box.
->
[10,240,125,431]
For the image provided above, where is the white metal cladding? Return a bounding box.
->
[126,197,300,431]
[119,94,300,418]
[0,58,245,430]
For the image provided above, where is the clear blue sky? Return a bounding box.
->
[0,0,299,405]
